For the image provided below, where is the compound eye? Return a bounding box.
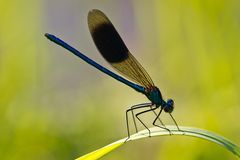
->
[167,99,174,107]
[164,99,174,113]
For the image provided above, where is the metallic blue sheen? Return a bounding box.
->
[45,33,145,94]
[145,87,164,106]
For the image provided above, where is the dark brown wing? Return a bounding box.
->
[88,9,154,88]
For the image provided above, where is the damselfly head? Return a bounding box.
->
[164,99,174,113]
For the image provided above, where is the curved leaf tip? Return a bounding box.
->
[75,126,240,160]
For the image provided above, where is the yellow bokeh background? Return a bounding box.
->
[0,0,240,159]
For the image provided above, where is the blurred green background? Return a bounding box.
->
[1,0,240,159]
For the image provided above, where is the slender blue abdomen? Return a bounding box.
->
[45,33,145,94]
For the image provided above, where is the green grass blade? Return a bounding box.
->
[75,126,240,160]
